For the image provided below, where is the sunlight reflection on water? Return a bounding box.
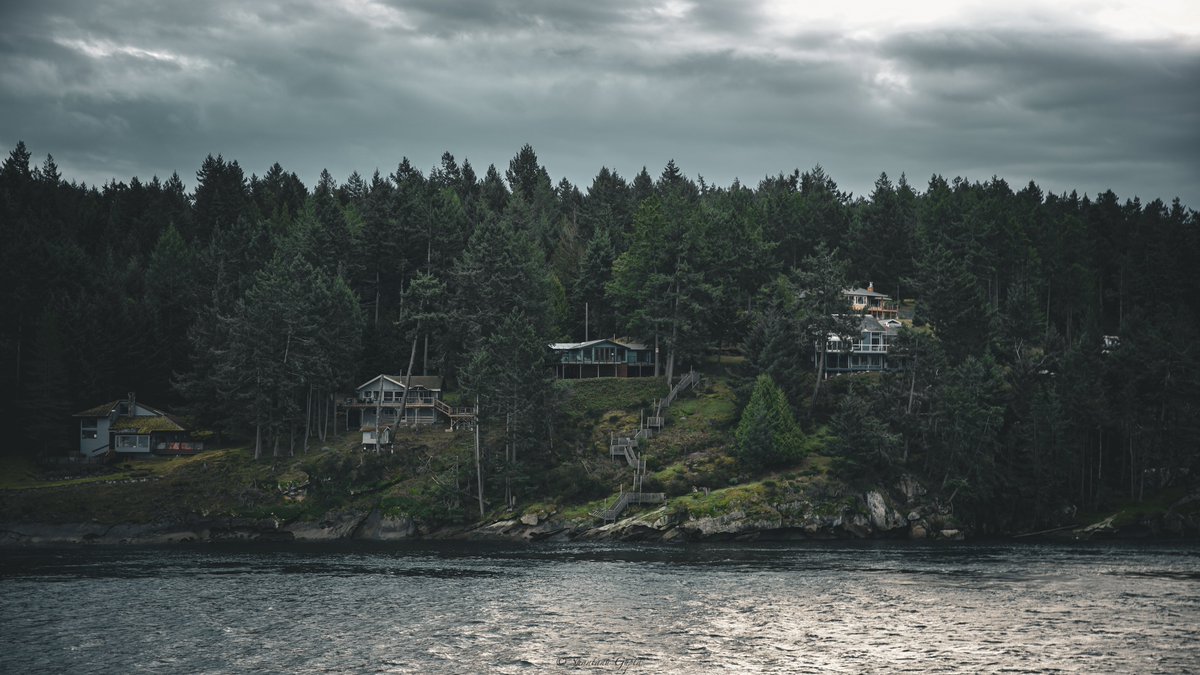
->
[1,541,1198,673]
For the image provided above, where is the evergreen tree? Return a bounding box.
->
[460,310,554,507]
[191,154,250,244]
[735,374,806,470]
[22,306,71,457]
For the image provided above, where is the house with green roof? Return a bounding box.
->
[73,393,201,459]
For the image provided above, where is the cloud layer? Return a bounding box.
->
[2,0,1197,205]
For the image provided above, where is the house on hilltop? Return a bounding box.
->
[823,315,901,375]
[73,394,201,459]
[842,283,898,319]
[549,338,657,378]
[815,280,906,377]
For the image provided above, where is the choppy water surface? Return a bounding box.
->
[2,541,1198,673]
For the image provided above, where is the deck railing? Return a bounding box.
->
[598,368,700,523]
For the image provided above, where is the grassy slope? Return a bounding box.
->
[0,373,830,531]
[7,371,1188,535]
[0,429,477,525]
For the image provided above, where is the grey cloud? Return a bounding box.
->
[0,0,1196,206]
[392,0,645,36]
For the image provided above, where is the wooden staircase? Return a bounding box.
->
[433,399,478,431]
[595,489,666,522]
[595,369,700,523]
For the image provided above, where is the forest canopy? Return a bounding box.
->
[2,141,1196,529]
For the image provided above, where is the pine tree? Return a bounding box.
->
[460,309,554,507]
[735,374,805,470]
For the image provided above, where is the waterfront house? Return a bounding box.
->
[346,374,477,444]
[549,338,656,378]
[73,394,201,459]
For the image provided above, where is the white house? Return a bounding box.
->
[73,393,200,459]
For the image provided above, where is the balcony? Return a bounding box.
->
[352,395,438,407]
[827,341,890,353]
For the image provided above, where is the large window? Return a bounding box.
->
[116,435,149,449]
[81,419,98,440]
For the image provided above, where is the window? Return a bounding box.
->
[116,435,149,449]
[81,419,98,440]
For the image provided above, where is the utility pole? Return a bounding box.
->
[474,396,484,518]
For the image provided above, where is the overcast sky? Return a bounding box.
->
[2,0,1198,206]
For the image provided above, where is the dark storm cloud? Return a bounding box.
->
[873,30,1200,197]
[0,0,1196,206]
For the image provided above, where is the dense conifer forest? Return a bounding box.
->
[2,140,1196,531]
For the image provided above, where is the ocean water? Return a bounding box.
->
[2,541,1198,673]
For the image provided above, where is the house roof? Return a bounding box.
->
[111,415,187,433]
[827,315,901,339]
[73,400,124,417]
[549,338,650,351]
[73,399,171,418]
[860,316,901,335]
[843,287,891,299]
[356,374,444,392]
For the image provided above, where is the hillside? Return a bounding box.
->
[4,373,1197,545]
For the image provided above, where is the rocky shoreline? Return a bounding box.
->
[6,485,1194,547]
[6,468,1197,547]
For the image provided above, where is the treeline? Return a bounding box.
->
[1,141,1196,528]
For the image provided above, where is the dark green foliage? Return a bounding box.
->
[745,276,808,404]
[460,310,555,505]
[830,381,903,478]
[735,375,806,470]
[22,307,72,458]
[4,138,1198,538]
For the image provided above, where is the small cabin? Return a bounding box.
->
[73,394,200,459]
[549,338,656,378]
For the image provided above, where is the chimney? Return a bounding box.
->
[868,281,874,293]
[127,391,136,416]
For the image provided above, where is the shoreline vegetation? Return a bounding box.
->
[4,376,1196,547]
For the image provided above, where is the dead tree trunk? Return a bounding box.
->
[303,386,313,453]
[398,327,420,430]
[810,344,827,415]
[475,396,484,518]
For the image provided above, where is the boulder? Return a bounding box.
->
[865,491,907,532]
[288,509,371,541]
[377,516,417,540]
[896,474,927,503]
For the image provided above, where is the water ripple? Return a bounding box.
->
[1,541,1198,673]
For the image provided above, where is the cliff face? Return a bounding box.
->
[474,474,967,543]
